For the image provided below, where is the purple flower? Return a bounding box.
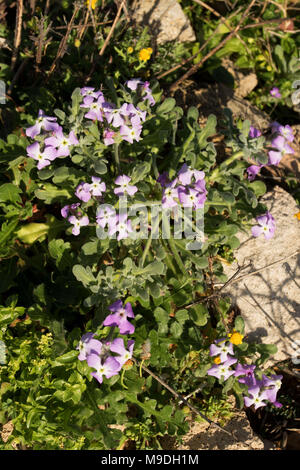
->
[75,182,92,202]
[103,129,115,146]
[87,353,121,384]
[77,332,102,361]
[105,106,125,128]
[178,186,206,210]
[82,97,105,121]
[96,205,116,229]
[26,142,57,170]
[244,385,269,410]
[268,135,294,165]
[262,374,283,408]
[108,212,133,241]
[157,172,170,188]
[162,179,179,209]
[80,87,104,101]
[278,125,294,142]
[89,176,106,197]
[270,87,281,98]
[249,126,262,139]
[45,128,79,157]
[251,211,275,239]
[126,78,144,91]
[61,202,80,219]
[110,338,135,367]
[177,164,205,186]
[103,300,135,335]
[114,175,138,197]
[142,81,155,106]
[119,121,142,143]
[25,109,60,139]
[246,164,263,181]
[270,121,281,134]
[68,215,89,236]
[234,363,257,387]
[209,339,234,363]
[207,356,237,381]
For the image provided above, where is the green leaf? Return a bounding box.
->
[190,303,208,326]
[0,306,25,327]
[16,222,51,244]
[234,315,245,334]
[197,114,217,149]
[170,320,183,338]
[55,350,79,364]
[154,307,169,334]
[72,265,97,287]
[0,183,22,204]
[156,98,176,115]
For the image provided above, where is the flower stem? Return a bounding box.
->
[210,150,244,182]
[114,143,120,173]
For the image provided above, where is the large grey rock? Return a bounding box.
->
[222,186,300,363]
[132,0,196,44]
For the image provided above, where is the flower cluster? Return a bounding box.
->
[80,80,154,145]
[207,336,282,410]
[161,163,207,210]
[77,300,135,385]
[25,110,79,170]
[246,122,294,181]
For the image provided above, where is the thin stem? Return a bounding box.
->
[210,150,244,182]
[113,143,120,173]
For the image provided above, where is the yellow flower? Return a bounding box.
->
[228,330,243,345]
[74,39,81,48]
[294,211,300,220]
[138,47,153,62]
[213,356,221,364]
[86,0,97,9]
[127,46,133,54]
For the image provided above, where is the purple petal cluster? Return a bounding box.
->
[162,164,207,210]
[207,337,283,410]
[270,87,281,98]
[79,81,153,146]
[77,300,135,385]
[75,176,106,202]
[25,110,79,170]
[251,211,275,240]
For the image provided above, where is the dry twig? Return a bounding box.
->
[168,0,256,94]
[11,0,23,70]
[99,0,125,56]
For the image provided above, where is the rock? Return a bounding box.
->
[173,80,271,130]
[222,59,258,99]
[222,186,300,363]
[132,0,196,44]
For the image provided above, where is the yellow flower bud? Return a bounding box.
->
[127,46,133,54]
[74,39,81,48]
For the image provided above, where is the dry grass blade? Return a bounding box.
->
[11,0,23,71]
[47,2,82,78]
[99,0,126,56]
